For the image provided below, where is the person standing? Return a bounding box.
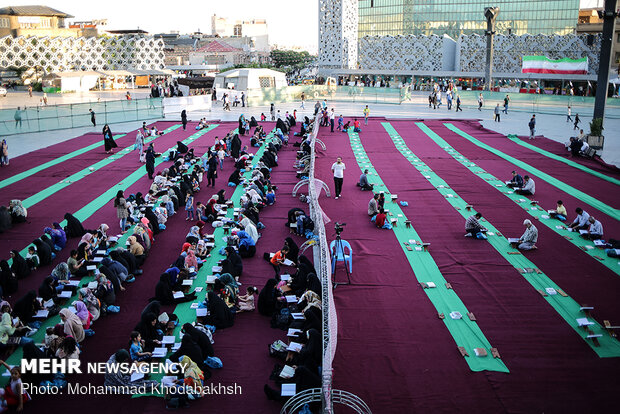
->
[330,108,335,132]
[43,93,48,106]
[455,95,462,112]
[89,109,96,126]
[181,109,187,131]
[114,190,129,233]
[363,105,370,125]
[102,124,118,154]
[135,129,145,162]
[331,157,346,199]
[300,92,305,109]
[494,104,501,122]
[145,144,155,179]
[566,105,572,123]
[503,94,510,114]
[28,85,32,97]
[13,107,22,128]
[478,93,484,111]
[446,92,452,110]
[207,152,218,187]
[0,139,8,167]
[212,87,217,102]
[528,114,536,140]
[241,92,245,107]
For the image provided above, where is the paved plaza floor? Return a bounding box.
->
[5,90,619,167]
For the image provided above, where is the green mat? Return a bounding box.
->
[133,129,277,397]
[445,123,620,222]
[385,122,620,358]
[0,134,126,190]
[0,124,221,383]
[507,135,620,186]
[8,124,213,267]
[417,123,620,276]
[22,127,181,209]
[349,129,508,373]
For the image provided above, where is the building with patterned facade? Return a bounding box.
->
[319,0,601,80]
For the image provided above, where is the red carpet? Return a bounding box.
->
[314,118,620,414]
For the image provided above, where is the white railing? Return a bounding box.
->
[282,115,370,414]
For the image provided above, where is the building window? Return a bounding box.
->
[259,76,275,87]
[40,18,51,28]
[0,17,9,28]
[233,24,242,36]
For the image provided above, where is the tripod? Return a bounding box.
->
[332,233,351,288]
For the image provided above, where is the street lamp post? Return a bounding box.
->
[484,7,500,92]
[592,0,618,127]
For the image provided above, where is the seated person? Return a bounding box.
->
[517,219,538,250]
[465,213,488,240]
[515,175,535,196]
[506,171,523,188]
[568,207,590,230]
[368,194,379,217]
[548,200,567,221]
[357,169,374,191]
[353,119,361,133]
[342,121,351,132]
[374,208,387,228]
[582,216,603,240]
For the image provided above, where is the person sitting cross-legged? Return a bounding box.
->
[515,175,535,196]
[465,213,488,240]
[518,219,538,250]
[358,169,374,191]
[568,207,590,231]
[581,216,603,240]
[506,171,523,188]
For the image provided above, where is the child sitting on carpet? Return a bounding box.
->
[237,286,257,312]
[129,331,152,362]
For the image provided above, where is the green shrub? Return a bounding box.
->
[589,118,604,136]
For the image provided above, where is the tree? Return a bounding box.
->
[269,49,314,69]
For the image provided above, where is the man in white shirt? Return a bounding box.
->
[516,175,535,196]
[582,216,603,240]
[331,157,346,199]
[330,109,335,133]
[568,207,590,230]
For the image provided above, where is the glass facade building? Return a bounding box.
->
[358,0,580,38]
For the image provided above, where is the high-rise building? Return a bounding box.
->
[358,0,580,39]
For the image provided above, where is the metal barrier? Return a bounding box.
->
[0,97,164,135]
[284,114,371,413]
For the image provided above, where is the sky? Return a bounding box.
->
[8,0,318,51]
[7,0,602,53]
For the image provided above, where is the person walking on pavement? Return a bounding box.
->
[90,109,96,126]
[300,92,305,109]
[503,94,510,114]
[566,105,573,123]
[363,105,370,125]
[528,114,536,140]
[455,95,462,112]
[494,104,501,122]
[478,93,484,111]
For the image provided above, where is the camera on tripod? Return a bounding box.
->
[334,222,346,235]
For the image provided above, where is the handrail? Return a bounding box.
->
[282,114,371,413]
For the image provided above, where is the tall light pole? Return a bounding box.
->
[592,0,618,124]
[484,7,500,91]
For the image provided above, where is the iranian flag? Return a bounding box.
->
[521,56,588,74]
